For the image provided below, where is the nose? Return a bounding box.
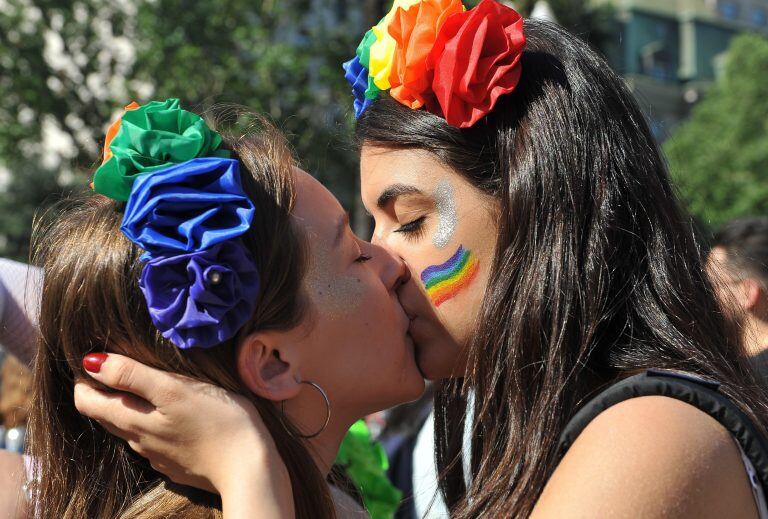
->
[370,226,383,246]
[368,242,410,292]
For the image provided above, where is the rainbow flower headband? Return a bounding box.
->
[343,0,526,128]
[92,99,260,350]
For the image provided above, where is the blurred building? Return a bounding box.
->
[318,0,768,140]
[594,0,768,138]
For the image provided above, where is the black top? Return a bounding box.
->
[557,369,768,494]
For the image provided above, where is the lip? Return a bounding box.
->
[404,330,425,378]
[407,314,425,342]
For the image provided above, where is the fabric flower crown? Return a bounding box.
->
[342,0,526,128]
[93,99,260,350]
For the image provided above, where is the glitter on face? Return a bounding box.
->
[306,238,364,320]
[420,245,479,307]
[432,180,457,249]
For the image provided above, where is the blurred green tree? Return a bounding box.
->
[665,33,768,227]
[0,0,618,261]
[0,2,124,260]
[0,0,361,261]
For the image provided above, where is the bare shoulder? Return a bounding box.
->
[532,396,759,519]
[0,450,27,519]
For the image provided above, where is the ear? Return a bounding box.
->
[742,278,765,312]
[236,332,302,402]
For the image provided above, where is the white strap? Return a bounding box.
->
[735,439,768,519]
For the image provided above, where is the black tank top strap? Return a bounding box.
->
[557,368,768,493]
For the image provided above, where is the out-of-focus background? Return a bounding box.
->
[0,0,766,263]
[0,3,766,517]
[0,0,766,475]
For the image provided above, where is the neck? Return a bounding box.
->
[282,396,359,478]
[305,417,356,477]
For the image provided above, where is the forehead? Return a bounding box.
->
[360,146,455,195]
[292,168,344,240]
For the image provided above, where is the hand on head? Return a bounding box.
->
[74,352,287,497]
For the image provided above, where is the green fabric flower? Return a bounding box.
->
[93,98,230,201]
[336,420,402,519]
[356,27,382,100]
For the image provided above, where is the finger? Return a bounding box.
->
[81,352,183,406]
[74,381,155,435]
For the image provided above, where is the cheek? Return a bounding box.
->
[389,242,437,281]
[418,245,481,308]
[348,283,398,334]
[310,276,397,344]
[306,270,366,322]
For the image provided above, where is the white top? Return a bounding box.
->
[412,392,474,518]
[736,440,768,519]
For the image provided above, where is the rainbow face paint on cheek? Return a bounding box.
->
[421,245,479,307]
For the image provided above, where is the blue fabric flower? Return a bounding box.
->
[139,241,260,349]
[343,56,374,119]
[121,157,255,258]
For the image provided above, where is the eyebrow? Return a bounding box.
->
[376,184,424,209]
[333,212,350,248]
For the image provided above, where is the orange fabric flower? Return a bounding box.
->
[387,0,464,109]
[102,101,140,163]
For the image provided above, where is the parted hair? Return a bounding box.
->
[356,20,768,518]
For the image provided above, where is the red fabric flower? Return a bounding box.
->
[426,0,526,128]
[388,0,464,109]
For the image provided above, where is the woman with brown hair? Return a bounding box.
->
[5,101,425,518]
[75,3,768,518]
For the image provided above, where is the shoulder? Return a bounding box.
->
[532,396,759,519]
[0,450,27,519]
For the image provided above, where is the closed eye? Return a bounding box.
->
[394,216,427,241]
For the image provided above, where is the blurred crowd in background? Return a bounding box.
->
[0,0,767,517]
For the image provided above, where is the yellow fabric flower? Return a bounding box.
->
[368,0,421,90]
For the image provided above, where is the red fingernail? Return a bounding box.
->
[83,353,108,373]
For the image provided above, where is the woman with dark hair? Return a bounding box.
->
[73,2,768,517]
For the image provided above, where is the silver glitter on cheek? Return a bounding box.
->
[433,180,457,249]
[306,241,364,320]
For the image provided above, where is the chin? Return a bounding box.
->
[416,342,459,381]
[409,316,465,380]
[366,379,425,415]
[397,360,428,402]
[405,376,427,402]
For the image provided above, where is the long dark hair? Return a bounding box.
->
[28,115,337,518]
[356,20,767,517]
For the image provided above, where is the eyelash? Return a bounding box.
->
[395,216,427,241]
[356,254,373,263]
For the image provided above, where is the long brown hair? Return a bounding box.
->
[27,113,337,518]
[356,20,768,517]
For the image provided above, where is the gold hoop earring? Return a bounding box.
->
[281,381,331,439]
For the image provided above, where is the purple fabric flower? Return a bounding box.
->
[343,56,374,119]
[139,241,260,349]
[121,157,255,258]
